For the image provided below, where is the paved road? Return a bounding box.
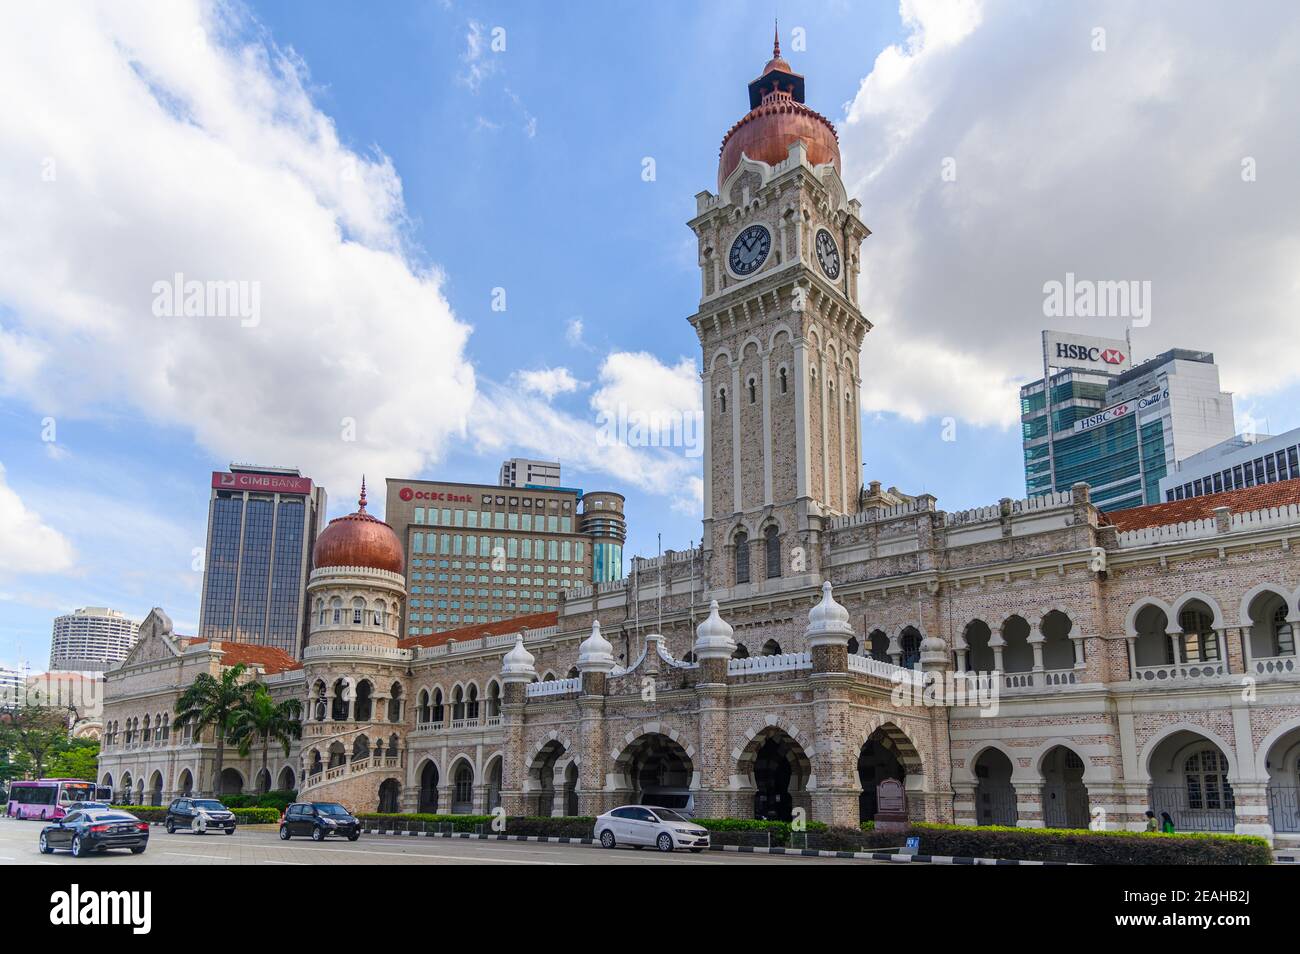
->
[0,819,891,866]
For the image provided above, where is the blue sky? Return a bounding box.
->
[2,0,1299,669]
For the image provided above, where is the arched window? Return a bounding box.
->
[316,599,325,625]
[351,598,365,625]
[1184,749,1233,811]
[761,639,782,656]
[747,377,757,404]
[467,684,480,721]
[487,681,501,718]
[432,689,445,723]
[847,636,859,655]
[1178,608,1219,662]
[331,597,342,625]
[387,683,402,723]
[1272,604,1295,656]
[900,629,922,669]
[734,531,750,585]
[764,525,781,579]
[778,367,788,394]
[453,763,474,810]
[417,690,430,724]
[452,686,465,721]
[732,642,750,659]
[719,388,727,414]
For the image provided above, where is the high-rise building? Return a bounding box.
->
[499,458,562,488]
[1160,425,1300,502]
[385,476,626,636]
[1022,341,1235,511]
[198,464,327,656]
[49,606,140,671]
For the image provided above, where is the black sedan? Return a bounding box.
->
[279,802,361,841]
[164,797,237,834]
[39,809,149,857]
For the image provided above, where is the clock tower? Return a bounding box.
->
[688,31,871,596]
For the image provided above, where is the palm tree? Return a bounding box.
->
[229,685,302,794]
[172,663,253,796]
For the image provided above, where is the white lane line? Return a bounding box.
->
[0,855,15,860]
[263,860,305,865]
[163,851,227,860]
[276,845,572,865]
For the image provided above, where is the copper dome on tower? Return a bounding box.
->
[311,478,404,575]
[718,27,841,189]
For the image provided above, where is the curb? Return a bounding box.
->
[357,827,1069,864]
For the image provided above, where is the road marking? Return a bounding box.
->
[163,851,227,860]
[263,859,305,865]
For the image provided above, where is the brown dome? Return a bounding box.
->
[311,479,404,575]
[718,30,840,189]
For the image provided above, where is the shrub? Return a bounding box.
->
[357,812,491,833]
[231,807,280,825]
[904,823,1272,865]
[694,818,827,847]
[501,816,596,838]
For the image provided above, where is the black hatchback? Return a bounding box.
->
[279,802,360,841]
[40,809,149,857]
[165,797,237,834]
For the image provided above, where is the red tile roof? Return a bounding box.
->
[184,638,301,674]
[1102,478,1300,531]
[398,611,558,650]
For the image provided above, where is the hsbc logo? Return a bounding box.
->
[1055,343,1126,365]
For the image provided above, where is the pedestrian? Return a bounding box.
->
[1160,811,1175,834]
[1144,810,1157,832]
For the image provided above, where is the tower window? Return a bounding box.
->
[765,525,781,579]
[719,388,727,413]
[747,378,757,404]
[734,531,749,585]
[778,367,788,394]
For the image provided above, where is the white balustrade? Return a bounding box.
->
[526,677,581,698]
[727,651,811,676]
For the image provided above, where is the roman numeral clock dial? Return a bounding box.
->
[816,228,841,280]
[729,224,771,276]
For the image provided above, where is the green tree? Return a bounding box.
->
[228,685,302,792]
[47,737,100,781]
[0,705,70,778]
[172,664,253,795]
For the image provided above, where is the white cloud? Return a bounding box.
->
[841,0,1300,428]
[472,351,702,496]
[0,1,477,498]
[0,463,75,575]
[590,352,700,423]
[514,367,582,400]
[459,19,497,91]
[565,317,588,348]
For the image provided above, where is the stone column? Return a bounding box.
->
[807,582,859,827]
[575,619,615,817]
[1229,780,1273,840]
[989,628,1006,673]
[497,637,537,818]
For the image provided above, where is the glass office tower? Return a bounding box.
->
[199,465,326,656]
[1022,349,1234,512]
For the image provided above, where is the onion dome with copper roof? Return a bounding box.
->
[311,478,404,575]
[718,24,841,189]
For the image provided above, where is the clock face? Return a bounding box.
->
[815,228,841,280]
[729,224,772,277]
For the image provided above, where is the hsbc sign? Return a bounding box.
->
[1043,331,1132,374]
[1072,388,1168,434]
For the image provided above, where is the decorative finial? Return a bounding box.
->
[773,19,781,59]
[358,476,368,512]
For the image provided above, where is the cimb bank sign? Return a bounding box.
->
[49,885,151,934]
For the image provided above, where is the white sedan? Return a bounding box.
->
[595,805,711,853]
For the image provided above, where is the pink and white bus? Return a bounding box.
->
[5,779,97,820]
